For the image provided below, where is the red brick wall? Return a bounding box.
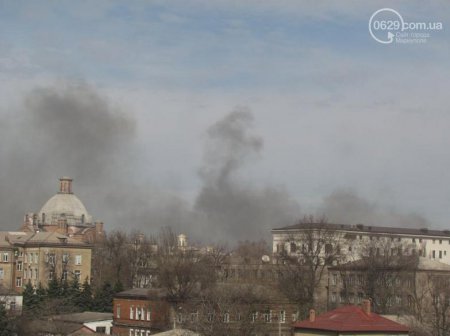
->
[112,297,170,335]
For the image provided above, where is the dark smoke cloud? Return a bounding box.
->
[194,108,300,241]
[318,189,429,229]
[0,83,136,230]
[0,84,427,243]
[1,84,299,243]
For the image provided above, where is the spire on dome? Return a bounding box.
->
[59,177,73,194]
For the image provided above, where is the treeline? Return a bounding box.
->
[22,277,123,315]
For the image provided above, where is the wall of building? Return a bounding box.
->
[112,297,171,335]
[83,320,113,334]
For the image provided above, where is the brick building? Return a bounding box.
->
[112,288,171,336]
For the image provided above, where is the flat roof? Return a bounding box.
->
[272,222,450,238]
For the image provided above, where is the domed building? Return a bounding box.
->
[21,177,105,243]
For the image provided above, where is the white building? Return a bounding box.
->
[272,223,450,265]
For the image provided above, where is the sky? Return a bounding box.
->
[0,1,449,243]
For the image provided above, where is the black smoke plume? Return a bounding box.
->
[194,108,300,241]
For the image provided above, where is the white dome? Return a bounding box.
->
[39,193,92,225]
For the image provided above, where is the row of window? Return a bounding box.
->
[129,329,151,336]
[432,250,447,259]
[1,251,83,265]
[331,292,414,307]
[175,310,287,324]
[48,270,81,281]
[24,252,39,264]
[331,273,414,288]
[45,254,82,265]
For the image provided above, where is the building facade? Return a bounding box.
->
[272,222,450,265]
[0,231,92,292]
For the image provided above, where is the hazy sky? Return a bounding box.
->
[0,1,449,241]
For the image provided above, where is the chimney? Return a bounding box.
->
[59,177,73,194]
[309,309,316,322]
[95,221,104,235]
[362,299,371,315]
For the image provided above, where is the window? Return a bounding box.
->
[117,305,121,318]
[130,306,134,319]
[17,261,22,271]
[62,253,69,263]
[34,269,38,279]
[419,238,422,243]
[332,273,337,285]
[190,312,197,322]
[252,312,258,322]
[439,251,443,259]
[62,270,68,281]
[16,277,22,287]
[0,268,3,279]
[412,238,416,243]
[223,312,230,323]
[331,292,337,303]
[75,255,82,265]
[34,253,38,264]
[74,270,81,280]
[2,253,8,262]
[129,329,134,336]
[146,309,151,321]
[279,310,286,323]
[49,271,54,280]
[141,307,145,320]
[10,302,16,311]
[440,240,442,244]
[48,253,55,265]
[18,251,23,257]
[290,242,297,253]
[207,313,214,322]
[357,293,364,303]
[433,250,436,259]
[96,327,106,333]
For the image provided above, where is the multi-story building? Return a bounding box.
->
[272,222,450,265]
[0,231,92,292]
[112,288,171,336]
[21,177,105,244]
[327,256,450,316]
[112,286,298,336]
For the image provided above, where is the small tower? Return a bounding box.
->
[58,177,73,194]
[178,234,187,249]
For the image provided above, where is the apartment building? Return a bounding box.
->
[272,222,450,264]
[0,231,92,293]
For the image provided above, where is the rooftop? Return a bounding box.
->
[52,311,113,323]
[273,222,450,238]
[293,305,409,333]
[0,231,89,248]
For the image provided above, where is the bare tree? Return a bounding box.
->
[277,216,344,317]
[128,230,157,288]
[155,228,216,302]
[426,274,450,336]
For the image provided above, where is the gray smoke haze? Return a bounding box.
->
[318,189,429,229]
[0,83,136,230]
[0,84,432,243]
[194,108,300,241]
